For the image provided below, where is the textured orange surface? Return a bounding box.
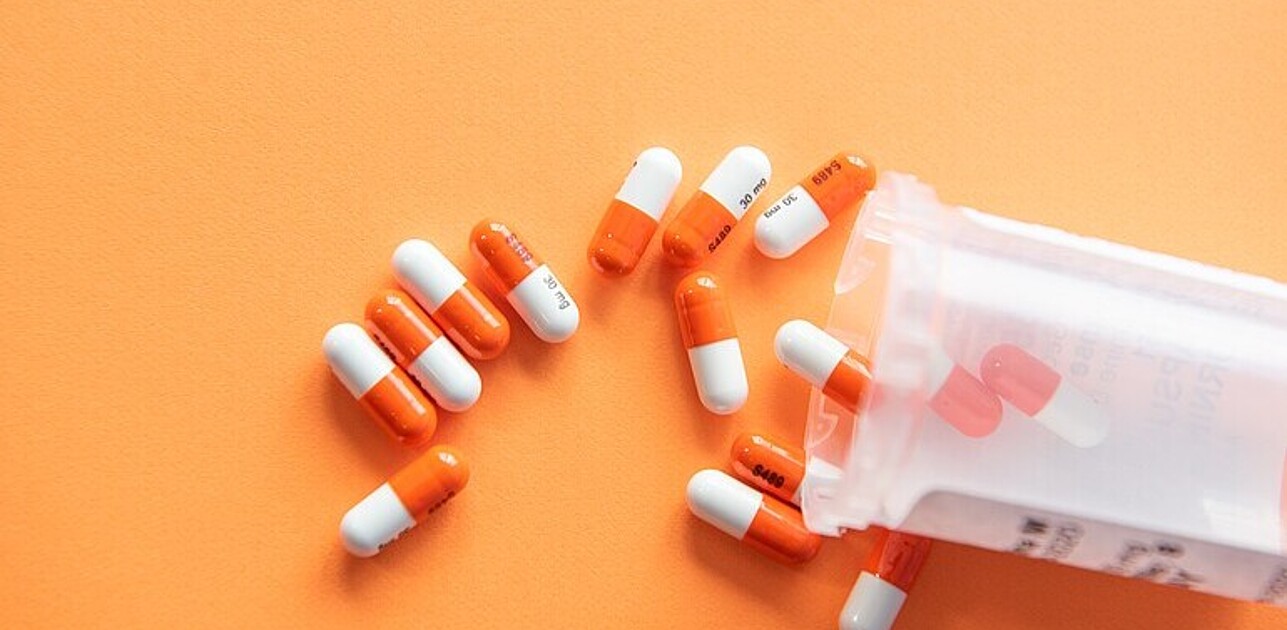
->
[2,2,1286,628]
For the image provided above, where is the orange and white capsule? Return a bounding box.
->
[980,344,1108,447]
[755,152,876,259]
[587,147,683,276]
[471,220,580,343]
[392,239,511,360]
[365,290,482,412]
[686,469,821,564]
[840,529,933,630]
[661,146,771,267]
[323,322,436,447]
[674,272,747,414]
[774,320,872,413]
[340,445,470,557]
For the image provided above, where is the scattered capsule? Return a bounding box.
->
[365,290,482,412]
[840,529,933,630]
[686,469,821,564]
[340,445,470,557]
[588,147,683,275]
[674,272,748,414]
[926,348,1002,438]
[392,239,511,360]
[755,152,876,259]
[980,344,1108,448]
[774,319,872,413]
[323,323,436,447]
[730,432,805,506]
[471,220,580,343]
[661,146,771,267]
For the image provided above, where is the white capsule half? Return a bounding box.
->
[755,185,829,259]
[408,337,482,412]
[839,572,908,630]
[508,263,580,343]
[323,323,394,398]
[688,338,749,414]
[340,483,415,558]
[685,469,761,539]
[392,239,467,311]
[698,146,772,221]
[774,319,848,388]
[617,147,683,221]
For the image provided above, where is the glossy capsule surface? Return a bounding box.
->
[674,272,747,414]
[686,469,821,564]
[840,529,933,630]
[729,432,806,506]
[393,239,511,360]
[588,147,682,275]
[774,319,872,413]
[661,146,771,267]
[366,289,482,412]
[340,445,470,557]
[471,220,580,343]
[755,152,876,259]
[323,322,436,446]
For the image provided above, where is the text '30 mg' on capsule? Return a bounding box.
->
[366,289,482,412]
[686,469,821,564]
[393,238,511,360]
[340,445,470,557]
[323,322,436,447]
[674,271,748,415]
[774,319,872,413]
[661,146,771,268]
[755,152,876,259]
[471,220,580,344]
[588,147,682,276]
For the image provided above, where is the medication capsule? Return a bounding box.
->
[774,319,872,413]
[393,239,511,360]
[926,348,1002,438]
[365,289,482,412]
[587,147,683,276]
[471,220,580,343]
[674,272,748,414]
[340,445,470,557]
[323,323,436,447]
[686,469,821,564]
[661,146,771,267]
[839,529,933,630]
[755,152,876,259]
[980,344,1108,448]
[730,432,805,506]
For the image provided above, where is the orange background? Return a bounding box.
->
[2,2,1286,628]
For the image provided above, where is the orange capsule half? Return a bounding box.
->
[730,433,806,506]
[323,322,436,447]
[588,147,683,275]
